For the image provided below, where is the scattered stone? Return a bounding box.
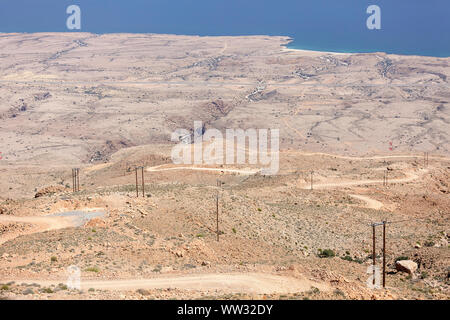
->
[175,250,183,258]
[34,185,65,198]
[137,208,148,217]
[22,288,34,295]
[395,260,418,275]
[137,288,151,296]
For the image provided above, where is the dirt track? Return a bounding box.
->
[146,165,260,175]
[349,194,383,210]
[0,215,76,245]
[4,273,329,294]
[301,169,426,190]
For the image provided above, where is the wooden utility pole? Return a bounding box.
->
[76,168,80,192]
[141,166,145,197]
[382,221,386,288]
[135,167,139,197]
[372,223,376,286]
[216,179,220,242]
[370,221,388,288]
[216,193,219,242]
[72,168,80,192]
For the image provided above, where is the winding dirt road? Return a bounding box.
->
[146,165,260,175]
[301,169,426,190]
[287,151,450,162]
[0,209,106,245]
[0,215,76,245]
[4,273,329,294]
[349,194,383,210]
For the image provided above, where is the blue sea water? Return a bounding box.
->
[0,0,449,57]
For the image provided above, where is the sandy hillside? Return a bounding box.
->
[0,33,448,300]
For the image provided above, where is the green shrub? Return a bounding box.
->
[307,287,320,295]
[340,255,363,264]
[341,255,353,262]
[318,249,335,258]
[395,256,409,262]
[333,289,345,297]
[50,256,57,262]
[424,241,435,247]
[1,285,9,291]
[152,265,162,273]
[85,266,100,273]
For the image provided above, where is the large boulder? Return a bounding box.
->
[395,260,418,275]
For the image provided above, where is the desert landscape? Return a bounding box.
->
[0,33,448,300]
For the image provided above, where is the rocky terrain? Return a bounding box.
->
[0,33,448,300]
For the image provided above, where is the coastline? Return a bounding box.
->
[281,46,350,56]
[283,40,449,58]
[1,31,448,58]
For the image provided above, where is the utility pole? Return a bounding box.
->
[77,168,80,192]
[383,221,386,288]
[72,168,80,192]
[216,193,219,242]
[372,223,376,286]
[141,166,145,197]
[216,179,220,242]
[135,167,139,197]
[370,221,388,288]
